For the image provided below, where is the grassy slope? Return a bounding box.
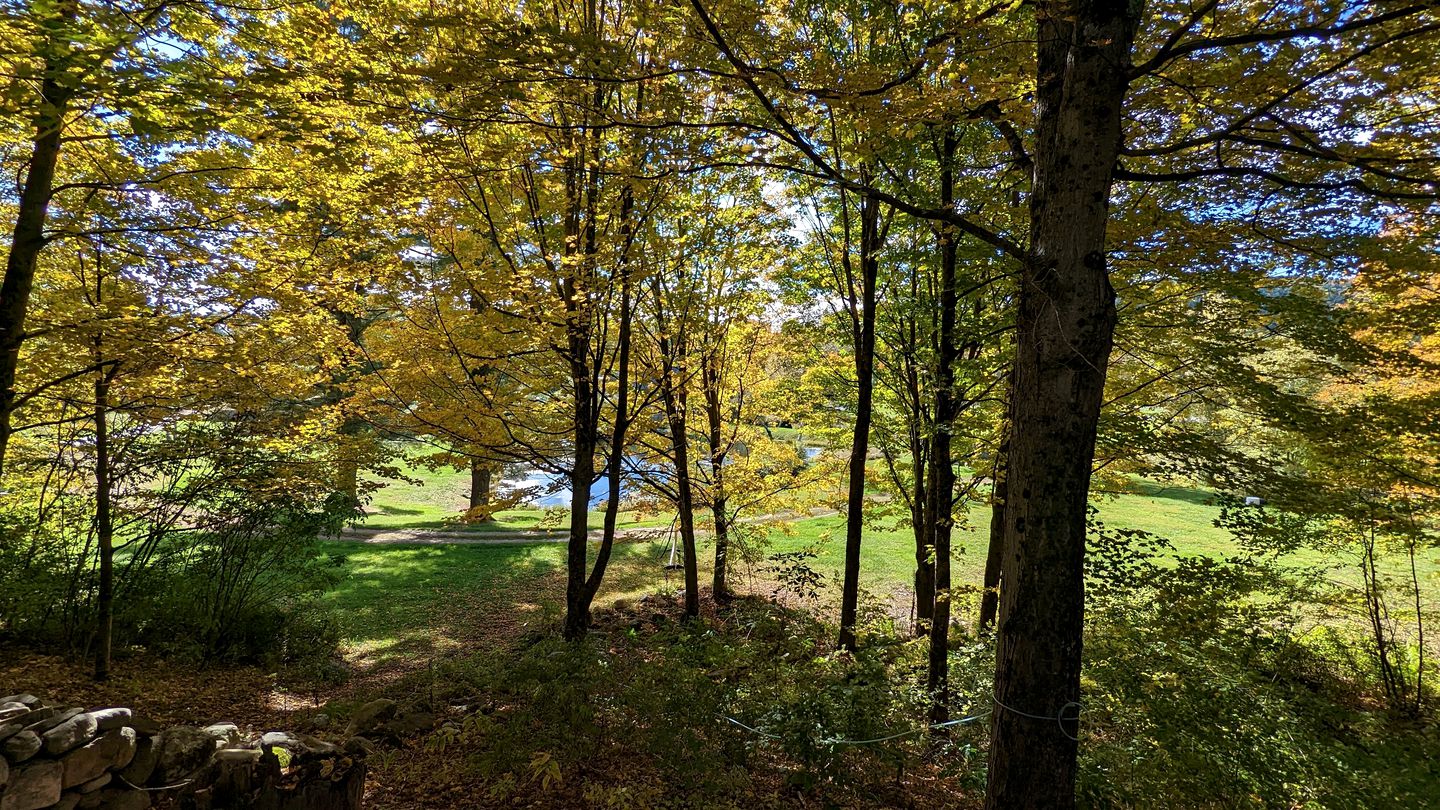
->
[323,540,678,655]
[305,459,1440,809]
[346,457,1439,653]
[360,458,1290,584]
[341,467,1234,650]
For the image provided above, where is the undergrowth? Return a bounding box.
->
[366,539,1440,809]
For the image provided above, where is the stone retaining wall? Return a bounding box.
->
[0,695,365,810]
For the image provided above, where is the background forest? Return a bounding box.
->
[1,0,1439,807]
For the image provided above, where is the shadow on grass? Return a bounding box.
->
[453,519,563,535]
[347,515,561,533]
[369,505,426,516]
[1113,480,1218,506]
[322,539,675,684]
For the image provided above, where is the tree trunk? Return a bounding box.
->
[561,174,598,641]
[561,96,640,636]
[910,385,932,637]
[703,354,732,600]
[577,225,633,632]
[650,269,700,618]
[0,7,74,477]
[561,133,600,641]
[1409,539,1426,715]
[984,1,1137,805]
[574,172,637,631]
[925,131,959,720]
[563,371,597,641]
[468,459,493,517]
[837,194,882,652]
[93,363,114,682]
[911,493,933,636]
[661,367,700,619]
[466,287,496,522]
[979,428,1009,632]
[581,272,632,624]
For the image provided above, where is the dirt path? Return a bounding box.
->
[336,507,840,546]
[335,524,674,545]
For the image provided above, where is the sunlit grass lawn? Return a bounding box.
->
[745,479,1235,595]
[323,539,679,662]
[339,454,1440,657]
[710,479,1440,605]
[336,472,1253,623]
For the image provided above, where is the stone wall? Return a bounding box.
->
[0,695,365,810]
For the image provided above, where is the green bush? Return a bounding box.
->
[1077,516,1440,809]
[118,491,351,668]
[0,468,353,672]
[0,506,93,644]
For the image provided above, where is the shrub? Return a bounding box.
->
[120,490,352,667]
[0,462,353,672]
[0,504,94,644]
[1078,515,1440,809]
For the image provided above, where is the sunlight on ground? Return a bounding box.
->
[264,691,324,713]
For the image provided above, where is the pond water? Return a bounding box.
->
[501,469,610,508]
[501,444,822,508]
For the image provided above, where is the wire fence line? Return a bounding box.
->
[722,694,1084,746]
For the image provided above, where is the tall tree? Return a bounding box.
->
[985,0,1137,802]
[0,0,92,476]
[0,0,245,476]
[385,0,674,638]
[989,0,1440,804]
[835,186,887,650]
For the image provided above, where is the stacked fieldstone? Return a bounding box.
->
[0,695,366,810]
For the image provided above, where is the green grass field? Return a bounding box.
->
[337,453,1439,664]
[322,540,681,664]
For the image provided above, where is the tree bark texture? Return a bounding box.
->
[925,131,960,721]
[984,0,1137,806]
[93,364,114,682]
[703,353,732,599]
[661,360,700,618]
[468,459,493,514]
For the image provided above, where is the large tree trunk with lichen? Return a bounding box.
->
[984,0,1137,806]
[468,459,492,515]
